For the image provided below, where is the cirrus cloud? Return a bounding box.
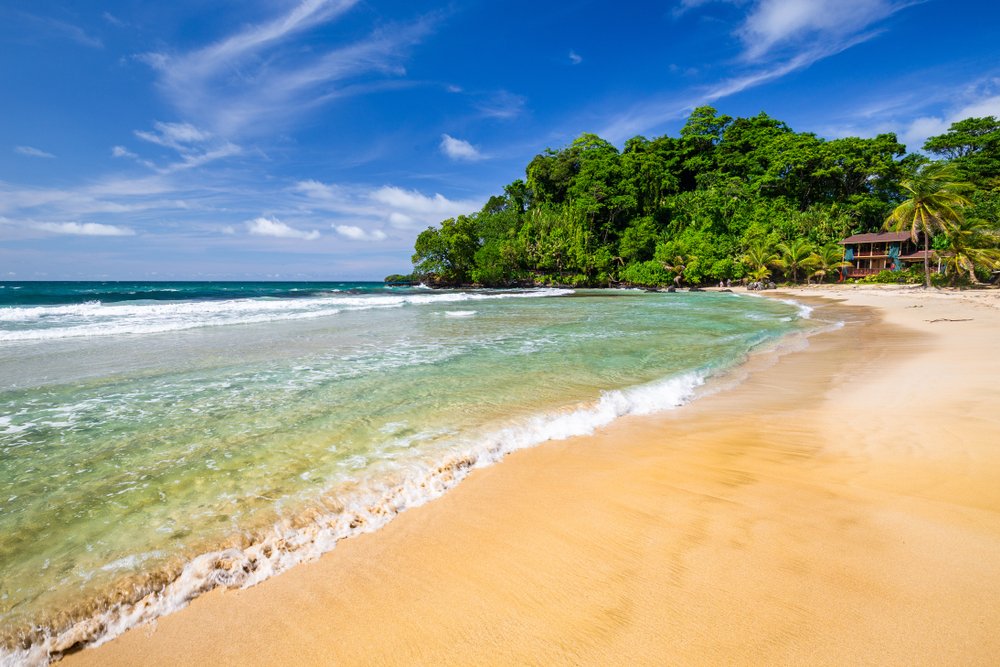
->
[15,146,56,159]
[33,221,135,236]
[138,0,437,138]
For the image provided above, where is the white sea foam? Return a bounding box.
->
[445,310,477,318]
[0,367,705,666]
[0,289,570,343]
[774,297,813,319]
[740,293,813,320]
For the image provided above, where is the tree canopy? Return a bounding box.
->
[406,107,1000,288]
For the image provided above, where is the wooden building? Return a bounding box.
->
[837,231,932,278]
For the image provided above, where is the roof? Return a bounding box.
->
[838,231,914,245]
[899,250,949,261]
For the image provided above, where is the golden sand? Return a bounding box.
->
[64,286,1000,666]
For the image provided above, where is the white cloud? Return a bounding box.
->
[899,116,949,152]
[15,146,55,159]
[139,0,436,137]
[246,216,320,240]
[334,225,387,241]
[738,0,906,61]
[569,51,582,65]
[388,212,413,226]
[900,94,1000,152]
[292,180,482,229]
[952,94,1000,120]
[371,186,478,224]
[111,145,138,159]
[440,134,483,161]
[34,222,135,236]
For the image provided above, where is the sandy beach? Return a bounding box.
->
[63,286,1000,666]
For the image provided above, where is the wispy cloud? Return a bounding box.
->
[14,146,55,159]
[135,122,212,150]
[737,0,909,61]
[673,0,746,16]
[0,175,192,225]
[293,180,482,229]
[246,216,320,240]
[33,221,135,236]
[111,146,138,159]
[17,12,103,49]
[440,134,484,161]
[813,74,1000,150]
[334,225,388,241]
[139,0,437,137]
[569,50,583,65]
[132,121,241,172]
[102,12,126,28]
[476,90,527,120]
[601,0,915,141]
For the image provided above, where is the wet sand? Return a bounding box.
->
[65,286,1000,666]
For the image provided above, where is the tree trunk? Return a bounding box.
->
[923,233,930,289]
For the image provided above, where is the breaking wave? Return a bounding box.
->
[0,369,704,666]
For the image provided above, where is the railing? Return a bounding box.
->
[844,268,883,277]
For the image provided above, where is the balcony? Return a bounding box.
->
[844,268,884,277]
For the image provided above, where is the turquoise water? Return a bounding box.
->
[0,282,809,664]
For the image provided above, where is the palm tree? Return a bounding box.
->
[662,254,693,287]
[941,217,1000,284]
[884,163,973,288]
[741,242,778,282]
[810,243,852,283]
[773,239,817,284]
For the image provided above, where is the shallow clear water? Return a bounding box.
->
[0,282,808,663]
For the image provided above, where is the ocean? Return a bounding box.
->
[0,281,813,664]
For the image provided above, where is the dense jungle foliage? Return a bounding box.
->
[402,107,1000,287]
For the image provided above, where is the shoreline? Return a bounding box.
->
[63,287,1000,665]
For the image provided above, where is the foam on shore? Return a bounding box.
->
[0,368,711,666]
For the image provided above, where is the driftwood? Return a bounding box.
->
[925,318,973,323]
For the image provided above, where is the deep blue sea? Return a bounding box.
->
[0,281,813,665]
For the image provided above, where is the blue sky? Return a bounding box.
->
[2,0,999,280]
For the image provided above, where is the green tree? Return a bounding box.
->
[810,243,851,283]
[924,117,1000,185]
[405,108,999,289]
[661,254,694,288]
[411,215,479,283]
[884,163,973,288]
[618,216,661,264]
[940,217,1000,284]
[741,242,779,281]
[773,239,817,283]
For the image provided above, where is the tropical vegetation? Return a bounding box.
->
[400,108,1000,288]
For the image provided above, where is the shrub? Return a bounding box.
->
[860,267,922,284]
[619,260,670,287]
